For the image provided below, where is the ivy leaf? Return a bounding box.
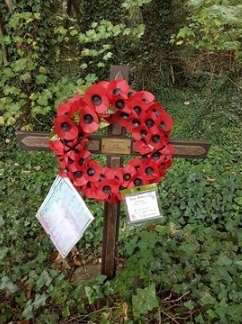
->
[235,197,242,206]
[0,276,18,294]
[36,74,48,85]
[22,300,34,320]
[200,292,217,306]
[132,284,159,318]
[0,247,8,261]
[33,293,48,308]
[36,270,52,289]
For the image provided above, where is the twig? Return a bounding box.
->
[161,310,180,324]
[162,291,190,304]
[62,306,118,323]
[158,307,162,324]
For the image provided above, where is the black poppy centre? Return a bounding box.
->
[145,119,154,128]
[115,99,125,109]
[61,122,71,131]
[152,135,160,143]
[103,185,111,193]
[68,157,74,164]
[121,112,129,119]
[152,152,161,160]
[87,168,95,176]
[84,114,94,124]
[145,167,154,175]
[123,173,131,181]
[113,88,121,95]
[141,129,147,138]
[134,178,143,186]
[133,106,141,114]
[74,171,83,178]
[91,95,102,106]
[132,119,140,127]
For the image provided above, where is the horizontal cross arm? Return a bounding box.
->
[16,131,210,159]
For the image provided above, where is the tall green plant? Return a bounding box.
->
[172,1,242,65]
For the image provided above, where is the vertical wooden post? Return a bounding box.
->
[101,65,129,279]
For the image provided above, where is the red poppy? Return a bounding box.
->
[132,90,155,103]
[112,95,129,113]
[150,145,174,162]
[120,165,136,187]
[107,80,129,100]
[48,139,65,156]
[68,165,88,187]
[84,83,110,114]
[127,88,136,98]
[57,102,72,117]
[82,181,99,200]
[68,94,83,111]
[54,115,79,140]
[142,110,160,133]
[96,178,120,202]
[146,131,167,151]
[76,149,91,166]
[159,145,174,168]
[57,95,83,117]
[128,99,151,119]
[139,160,161,183]
[84,160,102,183]
[132,124,148,141]
[101,167,122,181]
[128,175,145,188]
[158,109,173,135]
[79,104,99,134]
[108,111,132,130]
[64,149,90,172]
[133,139,154,155]
[128,158,143,170]
[148,103,173,135]
[99,81,109,89]
[57,156,67,173]
[64,150,79,169]
[58,169,66,177]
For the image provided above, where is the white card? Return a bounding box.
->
[36,176,94,258]
[125,190,161,223]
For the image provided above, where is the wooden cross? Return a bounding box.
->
[16,65,209,279]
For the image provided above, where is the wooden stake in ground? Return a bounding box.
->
[16,65,210,279]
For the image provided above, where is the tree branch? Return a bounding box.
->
[4,0,13,12]
[67,0,81,24]
[0,13,8,65]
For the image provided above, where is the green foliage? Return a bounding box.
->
[172,0,242,65]
[0,1,144,127]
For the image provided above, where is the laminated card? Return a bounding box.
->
[122,184,162,225]
[36,176,94,258]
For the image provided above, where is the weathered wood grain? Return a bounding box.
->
[16,132,210,159]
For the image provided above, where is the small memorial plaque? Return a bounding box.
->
[122,184,162,224]
[36,176,94,258]
[101,137,131,155]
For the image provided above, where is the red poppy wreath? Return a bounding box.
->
[49,80,174,203]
